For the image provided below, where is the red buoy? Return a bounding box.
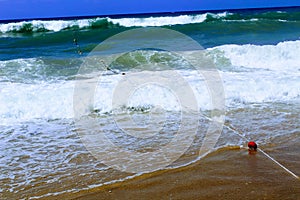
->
[248,141,257,151]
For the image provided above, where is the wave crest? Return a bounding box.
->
[1,9,299,34]
[209,40,300,71]
[0,18,119,33]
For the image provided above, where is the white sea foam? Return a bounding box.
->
[207,40,300,106]
[222,70,300,106]
[0,19,93,33]
[0,57,75,82]
[108,12,235,27]
[0,58,44,79]
[107,14,208,27]
[1,41,300,124]
[0,70,210,124]
[1,69,299,124]
[209,40,300,71]
[0,12,232,33]
[0,81,75,124]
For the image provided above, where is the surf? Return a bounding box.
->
[1,7,300,34]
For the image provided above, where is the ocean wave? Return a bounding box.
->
[1,68,299,124]
[208,40,300,71]
[0,57,81,82]
[1,40,300,123]
[0,81,74,124]
[0,13,213,33]
[107,14,209,27]
[0,18,117,34]
[1,9,298,34]
[3,39,300,80]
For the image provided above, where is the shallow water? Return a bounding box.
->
[0,102,299,199]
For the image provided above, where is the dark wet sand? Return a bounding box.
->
[58,143,300,200]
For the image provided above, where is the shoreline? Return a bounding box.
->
[52,145,300,200]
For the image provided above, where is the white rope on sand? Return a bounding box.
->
[221,120,299,180]
[257,148,299,180]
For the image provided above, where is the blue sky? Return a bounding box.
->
[1,0,300,20]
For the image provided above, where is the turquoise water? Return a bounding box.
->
[0,7,299,199]
[1,7,300,60]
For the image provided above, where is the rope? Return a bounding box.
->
[206,115,299,180]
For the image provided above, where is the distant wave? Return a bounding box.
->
[1,9,299,34]
[0,13,215,33]
[0,18,117,33]
[107,14,209,27]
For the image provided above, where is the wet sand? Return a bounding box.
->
[57,142,300,200]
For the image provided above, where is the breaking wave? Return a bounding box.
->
[2,9,299,34]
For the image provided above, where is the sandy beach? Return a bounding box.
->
[51,141,300,200]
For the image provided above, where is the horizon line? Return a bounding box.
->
[1,5,300,23]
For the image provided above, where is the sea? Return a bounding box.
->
[1,6,300,199]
